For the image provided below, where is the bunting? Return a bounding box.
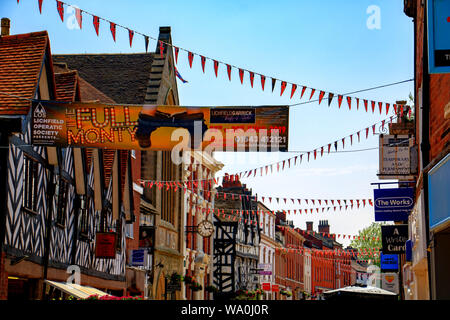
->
[27,0,410,114]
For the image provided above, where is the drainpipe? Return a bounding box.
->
[421,0,433,300]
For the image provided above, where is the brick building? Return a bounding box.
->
[182,152,223,300]
[402,0,450,300]
[299,221,352,299]
[274,211,304,300]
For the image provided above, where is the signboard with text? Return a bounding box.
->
[258,264,272,276]
[380,253,399,272]
[374,188,414,221]
[95,232,117,259]
[427,0,450,74]
[31,101,289,152]
[381,225,408,254]
[378,135,415,179]
[381,273,399,294]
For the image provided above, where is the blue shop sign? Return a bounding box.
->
[427,0,450,73]
[131,249,145,267]
[380,253,399,271]
[374,188,414,221]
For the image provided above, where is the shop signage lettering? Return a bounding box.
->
[31,101,289,152]
[374,188,414,221]
[381,225,408,254]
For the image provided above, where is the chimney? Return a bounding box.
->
[1,18,10,36]
[306,221,313,232]
[318,220,330,234]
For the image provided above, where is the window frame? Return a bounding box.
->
[22,155,39,215]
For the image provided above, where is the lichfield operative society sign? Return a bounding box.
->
[31,101,289,152]
[374,187,414,222]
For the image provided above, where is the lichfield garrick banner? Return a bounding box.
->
[31,101,289,152]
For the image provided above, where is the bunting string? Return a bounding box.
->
[25,0,413,112]
[138,115,404,184]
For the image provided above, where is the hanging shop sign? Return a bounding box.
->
[381,272,399,294]
[94,232,117,259]
[271,284,280,292]
[381,224,408,254]
[257,264,272,276]
[374,187,414,222]
[262,283,271,291]
[139,226,155,253]
[378,134,416,180]
[427,0,450,74]
[428,153,450,231]
[31,101,289,152]
[380,253,399,272]
[130,249,150,268]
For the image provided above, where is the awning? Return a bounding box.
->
[45,280,111,299]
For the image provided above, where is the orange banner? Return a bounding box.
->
[31,101,289,151]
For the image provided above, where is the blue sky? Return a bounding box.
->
[2,0,414,246]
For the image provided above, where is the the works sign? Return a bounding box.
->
[381,225,408,254]
[373,187,414,222]
[31,101,289,152]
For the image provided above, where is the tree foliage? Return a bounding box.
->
[349,222,383,265]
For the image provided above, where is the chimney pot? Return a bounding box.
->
[1,18,10,36]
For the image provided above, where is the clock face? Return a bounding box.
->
[197,220,214,237]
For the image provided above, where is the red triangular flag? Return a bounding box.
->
[378,102,383,114]
[300,86,307,99]
[213,60,219,77]
[309,88,316,100]
[249,72,255,88]
[75,8,82,29]
[386,103,390,115]
[366,127,369,139]
[239,69,244,84]
[271,78,276,92]
[371,101,376,113]
[128,29,134,48]
[261,75,266,91]
[347,96,352,110]
[92,16,100,36]
[338,95,343,108]
[174,46,179,64]
[227,64,232,81]
[201,56,206,73]
[188,52,194,68]
[290,84,297,99]
[280,81,287,96]
[38,0,43,14]
[56,1,64,22]
[356,98,360,110]
[110,22,116,42]
[318,91,325,104]
[364,99,368,112]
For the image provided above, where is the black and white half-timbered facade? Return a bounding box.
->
[213,174,260,299]
[0,29,132,299]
